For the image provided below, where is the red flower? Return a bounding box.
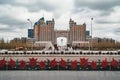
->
[8,58,16,68]
[80,58,88,68]
[59,58,66,68]
[39,60,46,69]
[111,58,119,68]
[29,58,37,68]
[19,60,26,69]
[50,58,57,68]
[71,60,77,69]
[101,58,109,68]
[91,61,97,69]
[0,58,6,68]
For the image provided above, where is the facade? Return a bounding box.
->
[69,18,86,42]
[34,17,88,47]
[10,37,33,48]
[54,30,69,44]
[28,29,34,38]
[34,17,54,43]
[92,37,115,44]
[86,31,90,37]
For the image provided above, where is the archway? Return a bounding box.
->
[54,30,69,45]
[56,37,67,50]
[57,37,67,46]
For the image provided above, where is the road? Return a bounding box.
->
[0,71,120,80]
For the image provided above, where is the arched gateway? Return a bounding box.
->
[54,30,69,45]
[34,17,89,49]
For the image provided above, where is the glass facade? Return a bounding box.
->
[28,29,34,38]
[86,31,90,36]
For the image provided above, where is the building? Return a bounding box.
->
[0,39,3,43]
[86,31,90,37]
[28,29,34,38]
[34,17,89,48]
[92,37,115,44]
[34,17,54,43]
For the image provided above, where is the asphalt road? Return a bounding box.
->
[0,71,120,80]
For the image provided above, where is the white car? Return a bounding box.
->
[0,49,8,53]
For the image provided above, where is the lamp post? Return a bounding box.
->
[27,19,33,29]
[91,18,93,50]
[27,19,34,50]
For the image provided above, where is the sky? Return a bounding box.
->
[0,0,120,42]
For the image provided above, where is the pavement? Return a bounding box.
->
[0,71,120,80]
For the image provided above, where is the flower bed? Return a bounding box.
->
[0,58,120,71]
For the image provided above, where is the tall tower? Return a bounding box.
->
[34,21,40,40]
[69,18,73,45]
[51,18,55,44]
[69,18,76,45]
[34,17,55,45]
[69,18,86,46]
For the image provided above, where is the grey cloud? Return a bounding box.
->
[72,8,91,14]
[0,25,27,33]
[26,3,55,12]
[95,20,120,24]
[0,0,120,41]
[113,28,120,35]
[99,11,111,16]
[0,24,28,33]
[0,16,28,33]
[0,0,55,33]
[0,0,56,12]
[0,16,27,28]
[0,0,15,4]
[74,0,120,10]
[0,28,14,32]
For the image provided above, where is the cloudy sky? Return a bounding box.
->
[0,0,120,41]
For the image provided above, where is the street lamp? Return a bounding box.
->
[27,19,33,29]
[27,19,34,50]
[91,18,93,50]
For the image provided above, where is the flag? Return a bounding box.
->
[80,58,88,68]
[0,58,6,68]
[71,60,77,69]
[50,58,57,68]
[29,58,37,68]
[91,61,97,69]
[19,60,26,69]
[101,58,109,68]
[59,58,66,68]
[8,58,16,68]
[39,60,46,69]
[111,58,119,68]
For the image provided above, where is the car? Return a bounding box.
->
[0,49,8,53]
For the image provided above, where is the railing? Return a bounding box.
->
[0,59,120,71]
[0,51,120,55]
[0,51,120,71]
